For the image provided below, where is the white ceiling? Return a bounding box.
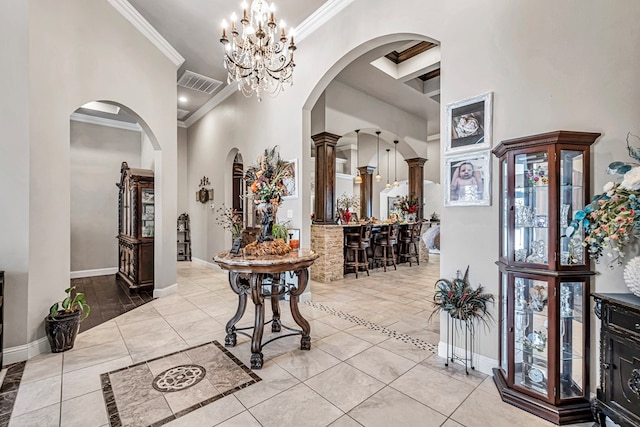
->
[119,1,441,133]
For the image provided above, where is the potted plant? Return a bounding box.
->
[429,266,494,326]
[44,286,90,353]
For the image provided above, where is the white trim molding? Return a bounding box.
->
[438,341,498,376]
[106,0,185,68]
[192,257,223,271]
[70,267,119,279]
[70,113,142,132]
[153,282,178,298]
[3,337,50,365]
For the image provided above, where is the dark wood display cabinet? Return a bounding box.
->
[116,161,154,292]
[492,131,601,424]
[592,293,640,427]
[177,213,191,261]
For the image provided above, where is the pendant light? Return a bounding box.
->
[375,131,382,182]
[393,140,399,187]
[354,130,362,184]
[385,148,391,189]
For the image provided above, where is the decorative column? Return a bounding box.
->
[312,132,340,224]
[406,158,427,220]
[358,166,375,220]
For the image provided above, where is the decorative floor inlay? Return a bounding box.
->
[0,362,26,427]
[101,341,261,427]
[304,301,438,354]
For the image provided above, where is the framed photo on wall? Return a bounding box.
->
[444,151,491,207]
[445,92,493,154]
[282,159,298,200]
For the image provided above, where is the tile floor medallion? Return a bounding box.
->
[0,362,26,426]
[100,341,261,427]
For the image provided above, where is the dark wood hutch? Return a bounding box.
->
[116,162,154,292]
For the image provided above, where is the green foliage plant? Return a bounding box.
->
[429,266,494,326]
[49,286,91,321]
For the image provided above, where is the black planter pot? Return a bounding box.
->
[44,310,81,353]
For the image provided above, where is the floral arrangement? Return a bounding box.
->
[215,204,243,239]
[395,195,420,215]
[244,146,293,205]
[429,266,494,325]
[567,133,640,266]
[337,193,359,212]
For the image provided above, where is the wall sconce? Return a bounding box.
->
[196,176,214,203]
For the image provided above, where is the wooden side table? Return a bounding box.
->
[213,249,319,369]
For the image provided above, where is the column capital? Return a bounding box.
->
[311,132,341,146]
[405,157,428,168]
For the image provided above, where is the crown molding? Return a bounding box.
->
[427,133,440,142]
[185,0,355,128]
[71,112,142,132]
[106,0,184,68]
[177,120,187,128]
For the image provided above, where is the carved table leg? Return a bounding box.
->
[290,268,311,350]
[250,273,265,369]
[271,276,282,333]
[225,272,248,347]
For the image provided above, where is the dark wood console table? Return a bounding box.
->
[592,293,640,427]
[213,249,319,369]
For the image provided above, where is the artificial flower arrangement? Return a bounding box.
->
[429,266,494,326]
[244,146,293,205]
[395,195,421,215]
[567,134,640,266]
[215,204,243,239]
[337,193,359,212]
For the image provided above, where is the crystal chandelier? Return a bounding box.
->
[220,0,296,101]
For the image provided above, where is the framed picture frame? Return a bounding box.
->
[444,151,492,207]
[445,92,493,154]
[282,159,298,200]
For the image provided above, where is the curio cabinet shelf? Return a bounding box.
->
[116,161,154,292]
[492,130,601,424]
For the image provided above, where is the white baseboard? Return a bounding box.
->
[438,341,498,376]
[70,267,118,279]
[3,337,50,366]
[192,257,222,270]
[153,282,178,298]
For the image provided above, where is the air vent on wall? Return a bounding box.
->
[177,109,191,120]
[177,70,222,95]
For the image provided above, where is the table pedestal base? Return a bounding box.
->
[224,269,311,369]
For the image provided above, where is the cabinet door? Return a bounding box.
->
[513,276,551,399]
[141,189,155,238]
[559,150,587,267]
[513,151,551,267]
[558,281,586,399]
[605,332,640,421]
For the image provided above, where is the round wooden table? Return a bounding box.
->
[213,249,319,369]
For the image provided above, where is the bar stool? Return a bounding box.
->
[373,223,399,272]
[344,223,373,278]
[398,222,422,266]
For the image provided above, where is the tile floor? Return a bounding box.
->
[6,255,597,426]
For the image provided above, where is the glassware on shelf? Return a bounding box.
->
[561,287,573,317]
[515,249,528,262]
[535,215,548,228]
[515,281,527,310]
[530,284,548,312]
[526,240,547,264]
[560,204,570,228]
[515,202,535,227]
[524,331,547,352]
[515,311,529,342]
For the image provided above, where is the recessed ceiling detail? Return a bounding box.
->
[384,41,436,64]
[177,70,222,95]
[177,108,191,120]
[419,68,440,82]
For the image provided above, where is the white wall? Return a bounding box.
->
[0,0,179,357]
[70,121,142,272]
[177,126,189,216]
[187,0,640,385]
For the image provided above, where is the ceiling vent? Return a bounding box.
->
[178,70,222,94]
[177,109,191,120]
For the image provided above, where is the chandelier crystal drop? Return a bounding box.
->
[220,0,296,101]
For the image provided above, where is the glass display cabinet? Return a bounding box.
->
[492,131,601,424]
[116,161,154,292]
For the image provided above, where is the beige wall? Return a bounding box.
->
[0,0,179,358]
[186,0,640,384]
[70,121,142,272]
